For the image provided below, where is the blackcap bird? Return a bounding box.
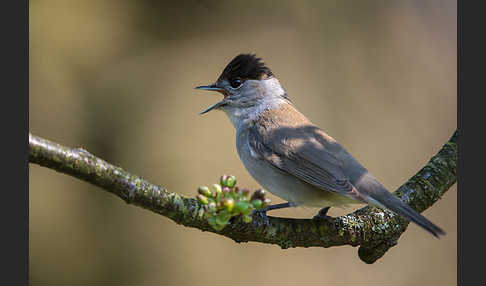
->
[196,53,445,237]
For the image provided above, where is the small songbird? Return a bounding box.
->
[196,53,445,237]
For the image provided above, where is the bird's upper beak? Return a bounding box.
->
[195,83,223,92]
[195,83,228,114]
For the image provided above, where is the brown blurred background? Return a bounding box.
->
[29,0,456,285]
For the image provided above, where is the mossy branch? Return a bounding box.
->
[29,130,457,263]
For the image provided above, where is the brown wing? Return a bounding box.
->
[247,123,367,203]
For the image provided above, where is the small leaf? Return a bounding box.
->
[251,199,263,209]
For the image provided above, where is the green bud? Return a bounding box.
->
[251,199,263,209]
[222,187,230,196]
[241,188,250,197]
[220,175,228,185]
[222,186,230,194]
[221,198,235,212]
[242,215,253,223]
[212,184,222,195]
[251,189,266,201]
[198,186,212,197]
[207,202,217,212]
[224,175,237,188]
[197,194,208,205]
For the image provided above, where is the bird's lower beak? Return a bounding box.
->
[195,84,228,114]
[199,100,226,114]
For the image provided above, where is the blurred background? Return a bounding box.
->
[29,0,456,285]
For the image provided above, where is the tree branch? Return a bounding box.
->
[29,130,457,263]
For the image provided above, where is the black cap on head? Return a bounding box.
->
[218,54,273,82]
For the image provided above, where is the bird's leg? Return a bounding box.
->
[252,202,293,226]
[312,207,331,220]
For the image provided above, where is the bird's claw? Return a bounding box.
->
[252,209,271,227]
[312,207,332,221]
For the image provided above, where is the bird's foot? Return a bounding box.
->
[252,209,271,227]
[251,202,293,227]
[312,207,332,220]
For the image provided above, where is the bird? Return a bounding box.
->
[196,53,445,237]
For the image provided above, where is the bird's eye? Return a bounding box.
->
[230,79,242,89]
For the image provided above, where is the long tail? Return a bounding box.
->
[367,188,446,238]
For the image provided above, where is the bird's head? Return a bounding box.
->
[196,54,289,124]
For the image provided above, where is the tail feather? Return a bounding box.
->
[367,191,446,238]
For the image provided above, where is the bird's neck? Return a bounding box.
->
[224,78,289,129]
[224,97,289,130]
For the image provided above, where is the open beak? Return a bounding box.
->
[195,84,227,114]
[195,84,223,92]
